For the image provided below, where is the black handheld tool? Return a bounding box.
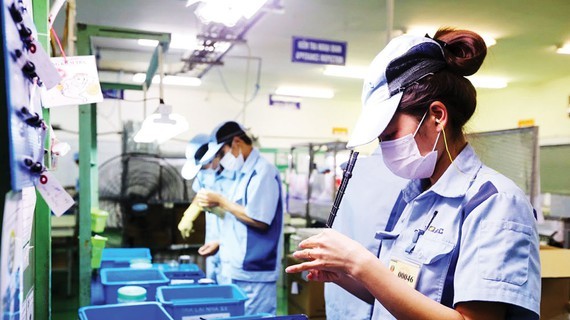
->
[326,150,359,228]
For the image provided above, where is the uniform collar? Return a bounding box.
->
[402,143,481,202]
[239,147,259,175]
[218,168,236,180]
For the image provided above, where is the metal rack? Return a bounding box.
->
[287,141,350,226]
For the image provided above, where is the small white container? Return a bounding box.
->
[117,285,147,304]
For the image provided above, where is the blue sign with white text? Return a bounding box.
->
[292,37,347,65]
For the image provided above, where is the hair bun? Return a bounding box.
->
[434,27,487,76]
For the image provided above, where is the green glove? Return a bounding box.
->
[178,203,202,239]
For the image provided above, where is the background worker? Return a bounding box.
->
[286,28,540,320]
[178,133,235,283]
[196,121,283,315]
[325,146,407,320]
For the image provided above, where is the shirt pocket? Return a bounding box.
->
[415,237,455,265]
[478,219,532,286]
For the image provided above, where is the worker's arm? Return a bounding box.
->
[287,229,507,320]
[196,189,269,231]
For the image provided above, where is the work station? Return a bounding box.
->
[1,1,570,319]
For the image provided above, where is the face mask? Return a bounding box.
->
[197,168,216,188]
[220,149,244,172]
[381,112,441,179]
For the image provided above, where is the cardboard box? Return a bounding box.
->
[540,246,570,320]
[286,255,326,318]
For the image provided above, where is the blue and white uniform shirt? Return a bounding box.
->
[219,148,284,282]
[372,144,540,320]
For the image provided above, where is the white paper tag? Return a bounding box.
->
[40,55,104,108]
[35,171,74,216]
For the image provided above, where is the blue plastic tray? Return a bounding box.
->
[100,248,151,269]
[100,268,169,304]
[78,302,173,320]
[156,284,247,320]
[218,315,308,320]
[153,263,206,281]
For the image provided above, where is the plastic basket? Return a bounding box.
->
[154,263,206,281]
[101,268,169,304]
[91,235,108,269]
[156,284,248,320]
[78,302,173,320]
[100,248,152,269]
[216,314,272,319]
[91,209,109,233]
[218,315,308,320]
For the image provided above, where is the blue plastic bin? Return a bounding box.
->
[101,268,169,304]
[78,302,173,320]
[153,263,206,281]
[216,314,272,319]
[156,284,248,320]
[218,315,308,320]
[100,248,152,269]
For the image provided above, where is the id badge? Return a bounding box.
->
[389,258,421,288]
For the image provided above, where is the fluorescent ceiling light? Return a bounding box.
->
[467,76,508,89]
[405,26,497,47]
[194,0,268,27]
[323,65,368,79]
[137,39,159,47]
[134,104,189,144]
[275,86,334,99]
[556,44,570,54]
[138,35,198,50]
[132,73,202,87]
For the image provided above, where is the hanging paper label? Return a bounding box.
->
[40,55,104,108]
[35,171,74,216]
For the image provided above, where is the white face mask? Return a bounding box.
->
[220,148,244,172]
[381,112,441,179]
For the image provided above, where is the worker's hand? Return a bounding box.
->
[198,241,220,257]
[285,229,374,279]
[196,189,224,209]
[205,206,226,219]
[177,203,203,239]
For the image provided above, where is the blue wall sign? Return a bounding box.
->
[292,37,347,65]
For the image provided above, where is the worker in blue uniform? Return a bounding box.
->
[179,133,235,283]
[286,28,540,320]
[324,146,407,320]
[196,121,283,315]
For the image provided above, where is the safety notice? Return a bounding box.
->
[291,36,347,65]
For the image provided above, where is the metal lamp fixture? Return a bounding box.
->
[133,103,189,144]
[133,43,189,144]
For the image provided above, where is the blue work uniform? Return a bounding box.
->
[372,144,540,319]
[325,147,408,320]
[192,169,236,283]
[218,148,284,315]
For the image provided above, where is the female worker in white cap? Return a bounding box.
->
[286,28,540,320]
[178,133,235,283]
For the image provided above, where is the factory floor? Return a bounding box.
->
[51,229,289,320]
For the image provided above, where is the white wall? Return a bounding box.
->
[471,77,570,144]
